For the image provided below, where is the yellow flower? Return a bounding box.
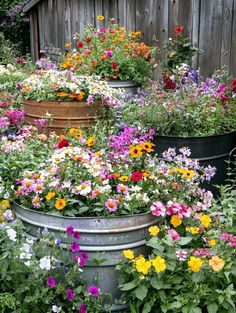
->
[57,91,68,97]
[69,128,83,138]
[148,225,160,236]
[181,169,196,179]
[209,239,216,247]
[97,15,104,21]
[170,215,182,227]
[209,256,225,272]
[140,141,155,153]
[123,249,134,260]
[129,145,143,158]
[151,256,166,273]
[46,192,56,201]
[200,214,212,228]
[119,176,129,182]
[0,200,10,210]
[188,256,203,272]
[135,31,141,36]
[135,256,151,275]
[186,226,200,235]
[65,42,72,48]
[55,198,67,210]
[86,136,96,147]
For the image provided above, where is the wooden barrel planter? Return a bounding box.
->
[13,202,160,312]
[23,100,104,135]
[152,131,236,194]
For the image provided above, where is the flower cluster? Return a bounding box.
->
[61,16,157,85]
[0,64,27,92]
[20,69,122,103]
[7,126,216,217]
[121,68,236,136]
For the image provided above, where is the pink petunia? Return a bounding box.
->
[168,229,180,241]
[150,201,166,216]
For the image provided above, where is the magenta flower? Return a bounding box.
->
[73,231,80,240]
[67,289,75,300]
[72,253,78,261]
[80,251,88,260]
[70,242,80,252]
[88,285,99,298]
[36,118,48,127]
[66,226,74,234]
[105,199,118,212]
[150,201,166,217]
[168,229,180,241]
[106,50,113,58]
[47,276,56,288]
[79,303,86,313]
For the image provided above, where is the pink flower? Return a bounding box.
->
[219,233,232,241]
[79,304,86,313]
[150,201,166,216]
[106,50,113,58]
[47,276,56,288]
[88,285,99,298]
[70,242,80,252]
[73,231,80,240]
[80,252,88,260]
[117,184,128,194]
[66,226,74,234]
[105,199,118,212]
[166,201,191,218]
[67,289,75,301]
[176,249,188,261]
[193,248,211,257]
[168,229,180,241]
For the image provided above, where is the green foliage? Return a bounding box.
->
[0,32,18,65]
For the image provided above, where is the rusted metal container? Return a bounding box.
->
[13,202,159,311]
[23,100,103,135]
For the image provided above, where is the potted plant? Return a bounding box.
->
[20,69,121,134]
[121,65,236,192]
[0,125,214,309]
[60,16,157,95]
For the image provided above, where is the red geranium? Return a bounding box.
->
[174,25,184,36]
[77,41,84,49]
[57,139,70,149]
[131,172,143,182]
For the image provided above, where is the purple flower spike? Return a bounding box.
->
[67,289,75,301]
[88,285,99,298]
[70,242,80,252]
[47,276,56,288]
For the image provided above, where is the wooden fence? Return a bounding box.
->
[27,0,236,76]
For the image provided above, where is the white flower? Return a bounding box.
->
[39,256,51,270]
[24,260,31,267]
[6,228,17,241]
[52,305,61,312]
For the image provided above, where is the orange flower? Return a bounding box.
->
[209,256,225,272]
[69,93,78,99]
[51,84,59,89]
[57,92,68,97]
[86,136,96,147]
[22,87,30,92]
[140,142,155,153]
[77,92,85,100]
[65,42,72,47]
[97,15,104,21]
[100,54,106,61]
[55,198,66,210]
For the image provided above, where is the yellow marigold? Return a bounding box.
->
[0,200,10,210]
[188,256,203,272]
[55,198,67,210]
[119,176,129,182]
[140,142,155,153]
[170,215,182,227]
[151,256,166,273]
[148,225,160,236]
[209,239,216,247]
[46,192,56,201]
[200,214,212,228]
[209,256,225,272]
[129,145,143,158]
[97,15,104,21]
[123,249,134,260]
[186,226,200,235]
[86,136,96,147]
[135,256,151,275]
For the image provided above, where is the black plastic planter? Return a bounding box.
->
[152,131,236,195]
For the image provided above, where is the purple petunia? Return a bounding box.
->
[70,242,80,252]
[88,285,99,298]
[67,289,75,301]
[79,303,86,313]
[66,226,74,234]
[47,276,56,288]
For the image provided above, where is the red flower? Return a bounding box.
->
[131,172,143,182]
[57,139,69,149]
[111,61,117,69]
[77,41,84,49]
[145,54,152,61]
[174,25,184,36]
[86,37,92,43]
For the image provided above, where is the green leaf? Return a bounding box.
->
[120,280,138,291]
[134,285,148,301]
[168,301,182,310]
[189,308,202,313]
[207,303,218,313]
[191,271,205,283]
[142,302,152,313]
[150,277,163,290]
[147,238,165,252]
[178,237,192,246]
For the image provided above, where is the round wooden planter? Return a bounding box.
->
[23,100,104,135]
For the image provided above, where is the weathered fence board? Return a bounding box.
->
[27,0,236,76]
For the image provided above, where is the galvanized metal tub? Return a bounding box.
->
[13,202,159,311]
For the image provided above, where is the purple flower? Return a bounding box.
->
[47,276,56,288]
[80,252,88,260]
[70,242,80,252]
[88,285,99,298]
[67,289,75,301]
[79,303,86,313]
[66,226,74,234]
[86,95,94,105]
[106,50,113,58]
[36,118,48,127]
[73,231,80,240]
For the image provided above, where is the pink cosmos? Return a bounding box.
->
[168,229,180,241]
[88,285,99,298]
[105,199,118,212]
[33,181,45,194]
[47,276,56,288]
[117,184,128,194]
[79,303,86,313]
[67,289,75,301]
[70,242,80,252]
[32,195,43,208]
[176,249,188,261]
[150,201,166,216]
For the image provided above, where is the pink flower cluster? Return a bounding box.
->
[150,200,192,218]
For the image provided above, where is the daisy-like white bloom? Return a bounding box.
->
[77,181,92,196]
[39,256,51,270]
